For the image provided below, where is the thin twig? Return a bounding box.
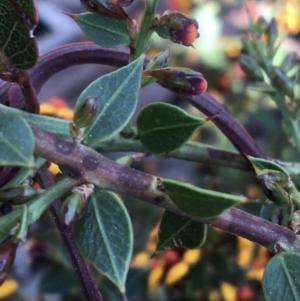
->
[36,165,104,301]
[17,70,40,113]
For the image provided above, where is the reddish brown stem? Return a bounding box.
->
[36,165,104,301]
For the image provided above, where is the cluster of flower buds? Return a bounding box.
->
[153,10,199,46]
[144,67,207,96]
[239,16,298,100]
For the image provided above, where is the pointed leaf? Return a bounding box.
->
[157,211,207,250]
[73,13,130,47]
[75,55,144,145]
[262,252,300,301]
[137,103,205,154]
[247,156,288,176]
[73,189,133,292]
[0,0,38,71]
[0,113,35,167]
[162,179,246,218]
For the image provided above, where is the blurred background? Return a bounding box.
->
[2,0,300,300]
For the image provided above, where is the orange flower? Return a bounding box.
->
[40,97,73,120]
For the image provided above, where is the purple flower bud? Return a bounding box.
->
[149,67,207,95]
[155,11,199,46]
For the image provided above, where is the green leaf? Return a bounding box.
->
[157,211,207,250]
[73,189,133,292]
[0,113,35,167]
[73,13,130,47]
[137,103,205,154]
[75,55,144,145]
[0,177,76,243]
[0,104,72,141]
[0,0,38,71]
[247,156,288,176]
[162,179,246,218]
[262,252,300,301]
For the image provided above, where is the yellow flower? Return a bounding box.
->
[49,163,60,175]
[0,279,18,299]
[220,282,236,301]
[247,268,264,281]
[164,262,189,286]
[182,249,201,266]
[237,237,254,267]
[148,265,164,293]
[40,98,73,120]
[209,290,221,301]
[130,252,150,268]
[146,225,159,254]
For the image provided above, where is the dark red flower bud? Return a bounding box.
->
[154,11,199,46]
[148,67,207,95]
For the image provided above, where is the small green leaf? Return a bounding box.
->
[0,177,76,243]
[73,13,130,47]
[0,104,72,141]
[262,252,300,301]
[162,179,246,218]
[0,113,35,167]
[247,156,288,176]
[73,189,133,292]
[75,55,144,145]
[0,0,38,71]
[137,103,205,154]
[157,211,207,250]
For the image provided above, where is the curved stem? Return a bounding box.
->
[0,42,265,159]
[36,166,104,301]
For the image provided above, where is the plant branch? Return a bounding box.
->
[16,70,40,113]
[0,42,265,159]
[36,165,104,301]
[130,0,158,61]
[31,124,300,253]
[183,93,267,158]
